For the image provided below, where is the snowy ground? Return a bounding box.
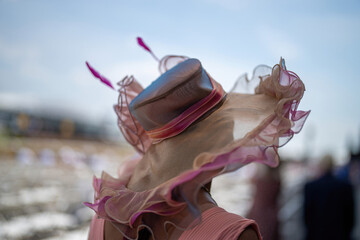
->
[0,138,133,240]
[0,138,309,240]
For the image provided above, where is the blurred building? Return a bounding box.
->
[0,107,119,141]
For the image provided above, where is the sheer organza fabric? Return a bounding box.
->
[85,57,309,240]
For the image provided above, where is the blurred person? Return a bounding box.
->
[84,39,309,240]
[336,150,360,184]
[16,147,35,165]
[336,150,360,239]
[39,148,56,166]
[59,146,77,165]
[247,164,281,240]
[89,153,108,174]
[304,155,354,240]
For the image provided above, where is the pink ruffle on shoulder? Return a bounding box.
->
[113,76,151,154]
[84,58,310,240]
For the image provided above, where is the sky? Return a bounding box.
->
[0,0,359,163]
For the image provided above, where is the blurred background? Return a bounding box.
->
[0,0,359,239]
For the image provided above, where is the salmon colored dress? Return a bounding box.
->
[88,207,261,240]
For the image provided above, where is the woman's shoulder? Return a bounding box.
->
[238,226,260,240]
[179,206,262,240]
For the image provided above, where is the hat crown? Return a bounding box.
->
[130,58,206,108]
[129,58,223,132]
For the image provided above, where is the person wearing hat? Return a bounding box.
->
[85,40,310,240]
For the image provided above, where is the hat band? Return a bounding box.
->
[146,76,225,143]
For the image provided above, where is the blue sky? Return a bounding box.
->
[0,0,359,163]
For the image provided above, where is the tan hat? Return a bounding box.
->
[85,41,310,239]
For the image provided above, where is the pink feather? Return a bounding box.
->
[86,61,115,90]
[137,37,151,53]
[136,37,159,62]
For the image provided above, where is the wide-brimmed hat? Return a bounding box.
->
[84,38,310,240]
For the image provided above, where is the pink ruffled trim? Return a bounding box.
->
[85,61,151,154]
[84,58,310,239]
[113,76,151,154]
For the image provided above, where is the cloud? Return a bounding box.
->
[256,26,301,61]
[0,38,53,85]
[0,38,39,61]
[300,14,360,45]
[0,92,40,110]
[105,60,159,87]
